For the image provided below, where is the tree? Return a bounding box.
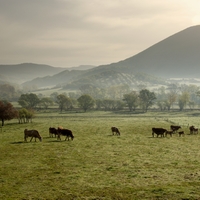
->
[79,84,107,99]
[50,92,59,102]
[68,92,80,99]
[123,91,139,111]
[0,84,20,101]
[107,85,130,99]
[77,94,95,112]
[0,101,18,126]
[178,98,185,111]
[95,99,103,110]
[164,100,171,111]
[178,92,190,111]
[157,101,165,111]
[39,97,54,109]
[17,108,34,123]
[18,108,28,123]
[113,100,125,111]
[18,93,40,109]
[167,92,176,110]
[101,99,114,111]
[139,89,156,112]
[56,94,72,112]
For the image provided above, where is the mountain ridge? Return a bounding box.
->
[2,25,200,89]
[99,25,200,78]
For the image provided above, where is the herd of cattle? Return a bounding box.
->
[24,126,120,142]
[152,125,199,137]
[23,125,198,142]
[24,126,74,142]
[23,126,120,142]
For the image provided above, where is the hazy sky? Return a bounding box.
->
[0,0,200,68]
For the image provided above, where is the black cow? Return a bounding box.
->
[170,125,181,132]
[165,130,174,137]
[111,127,120,136]
[152,128,166,137]
[49,127,58,138]
[189,126,198,134]
[57,128,74,141]
[178,131,184,137]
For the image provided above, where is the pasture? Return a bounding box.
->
[1,111,200,199]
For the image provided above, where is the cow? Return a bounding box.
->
[152,128,166,137]
[49,127,58,138]
[178,131,184,137]
[190,126,198,134]
[57,127,74,141]
[165,130,174,137]
[24,129,42,142]
[111,127,120,136]
[170,125,181,133]
[189,126,194,134]
[189,125,196,134]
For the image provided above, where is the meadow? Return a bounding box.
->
[1,110,200,199]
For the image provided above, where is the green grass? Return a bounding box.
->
[1,111,200,199]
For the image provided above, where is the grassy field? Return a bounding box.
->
[1,111,200,199]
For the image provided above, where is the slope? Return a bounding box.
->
[0,63,66,84]
[98,25,200,78]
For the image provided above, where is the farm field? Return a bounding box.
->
[1,111,200,199]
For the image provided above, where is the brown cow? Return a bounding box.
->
[111,127,120,136]
[24,129,42,142]
[152,128,166,137]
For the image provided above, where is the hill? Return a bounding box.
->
[0,63,66,84]
[67,65,97,71]
[95,25,200,78]
[10,25,200,90]
[21,69,88,88]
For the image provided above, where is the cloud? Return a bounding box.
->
[0,0,198,67]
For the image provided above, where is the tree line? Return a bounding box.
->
[1,82,200,126]
[16,83,200,112]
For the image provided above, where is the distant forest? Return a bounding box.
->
[1,82,200,114]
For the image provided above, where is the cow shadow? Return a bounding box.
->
[148,136,166,139]
[10,141,25,144]
[47,140,67,143]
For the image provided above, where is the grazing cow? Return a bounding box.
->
[178,131,184,137]
[170,125,181,133]
[24,129,42,142]
[152,128,166,137]
[57,127,74,141]
[49,127,58,138]
[165,130,174,137]
[189,125,194,134]
[189,125,197,134]
[111,127,120,136]
[190,127,199,134]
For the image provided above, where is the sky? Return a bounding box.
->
[0,0,200,68]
